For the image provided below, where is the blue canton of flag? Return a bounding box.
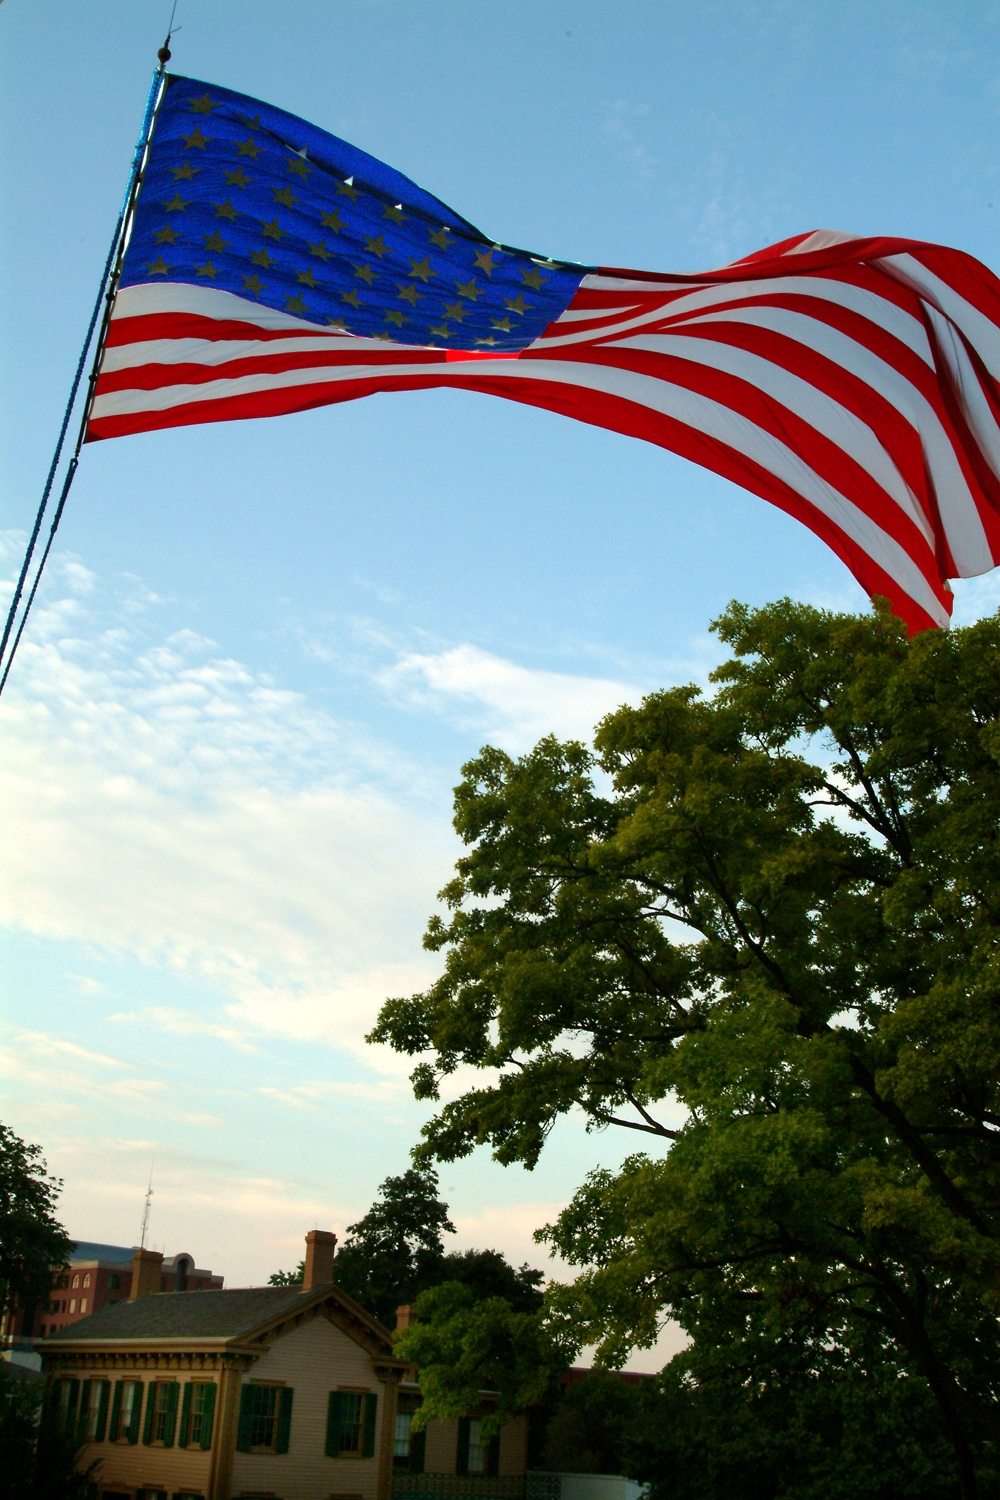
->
[121,75,588,350]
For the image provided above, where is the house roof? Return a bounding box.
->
[42,1282,398,1359]
[45,1285,316,1341]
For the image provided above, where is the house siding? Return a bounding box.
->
[498,1413,529,1476]
[424,1416,459,1474]
[230,1313,386,1500]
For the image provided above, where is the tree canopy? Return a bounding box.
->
[0,1122,72,1324]
[371,599,1000,1499]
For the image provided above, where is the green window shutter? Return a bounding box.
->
[456,1416,470,1475]
[178,1382,192,1448]
[163,1383,179,1447]
[142,1381,156,1445]
[95,1381,111,1442]
[199,1381,216,1450]
[128,1382,143,1444]
[236,1383,255,1452]
[109,1381,123,1441]
[362,1391,378,1459]
[410,1427,426,1474]
[326,1390,344,1457]
[77,1381,91,1443]
[276,1386,294,1454]
[487,1433,500,1477]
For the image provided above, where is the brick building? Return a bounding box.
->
[2,1240,223,1363]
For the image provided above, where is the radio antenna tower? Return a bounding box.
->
[139,1162,154,1250]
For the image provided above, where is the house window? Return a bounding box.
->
[394,1411,412,1462]
[83,1273,91,1288]
[108,1273,121,1290]
[84,1381,104,1439]
[56,1380,76,1430]
[80,1298,88,1314]
[69,1299,77,1315]
[72,1275,80,1289]
[151,1381,174,1442]
[467,1419,487,1476]
[188,1381,213,1446]
[337,1391,365,1454]
[112,1380,141,1441]
[249,1383,280,1451]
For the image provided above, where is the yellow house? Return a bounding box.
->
[40,1230,407,1500]
[40,1230,531,1500]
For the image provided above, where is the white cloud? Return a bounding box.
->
[257,1078,405,1109]
[66,973,113,997]
[42,1132,352,1284]
[0,565,453,1059]
[376,643,640,748]
[15,1031,134,1069]
[0,547,660,1065]
[108,1007,259,1054]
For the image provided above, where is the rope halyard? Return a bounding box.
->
[0,37,173,701]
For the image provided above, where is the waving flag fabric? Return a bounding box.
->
[89,76,1000,631]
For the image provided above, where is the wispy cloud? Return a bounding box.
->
[14,1032,135,1070]
[603,100,658,185]
[374,642,640,748]
[108,1007,259,1055]
[0,554,452,1060]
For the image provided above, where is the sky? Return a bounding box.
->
[3,0,1000,1369]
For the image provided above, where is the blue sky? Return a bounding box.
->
[3,1,1000,1360]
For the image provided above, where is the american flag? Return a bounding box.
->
[88,75,1000,632]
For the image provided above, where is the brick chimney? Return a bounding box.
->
[129,1247,164,1300]
[395,1304,416,1330]
[302,1230,337,1291]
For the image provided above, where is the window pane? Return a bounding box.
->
[117,1380,137,1437]
[153,1382,171,1441]
[339,1392,365,1453]
[467,1419,487,1475]
[86,1383,103,1439]
[250,1384,278,1448]
[394,1411,412,1458]
[190,1381,208,1444]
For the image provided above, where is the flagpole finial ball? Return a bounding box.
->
[157,45,171,63]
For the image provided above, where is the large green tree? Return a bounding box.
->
[0,1123,72,1327]
[372,600,1000,1498]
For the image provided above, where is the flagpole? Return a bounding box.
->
[0,35,174,700]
